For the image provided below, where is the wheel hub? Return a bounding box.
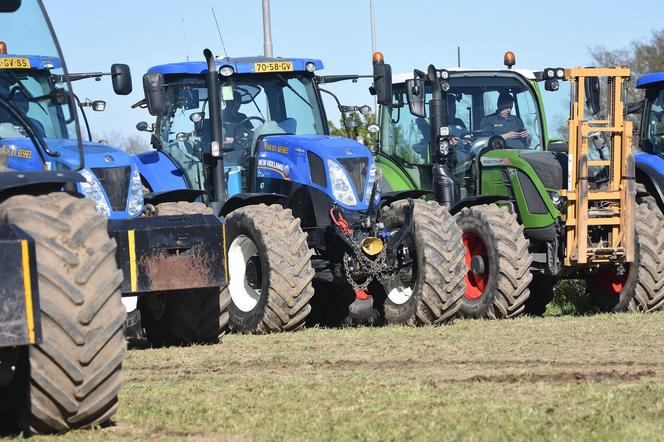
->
[245,256,262,289]
[462,231,489,300]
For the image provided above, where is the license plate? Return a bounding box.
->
[0,57,31,69]
[254,61,293,73]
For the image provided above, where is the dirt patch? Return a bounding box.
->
[140,244,215,291]
[460,369,657,384]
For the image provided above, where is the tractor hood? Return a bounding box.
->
[256,134,377,211]
[2,137,142,219]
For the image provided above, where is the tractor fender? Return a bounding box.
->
[133,150,188,193]
[0,170,84,203]
[449,195,508,216]
[380,190,433,208]
[143,189,207,205]
[635,154,664,211]
[219,192,290,217]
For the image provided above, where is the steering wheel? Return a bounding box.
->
[226,116,267,152]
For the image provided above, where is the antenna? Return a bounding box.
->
[182,19,189,61]
[457,46,461,68]
[212,7,229,59]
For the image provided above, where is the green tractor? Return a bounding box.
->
[372,54,664,317]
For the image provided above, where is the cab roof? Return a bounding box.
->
[636,72,664,89]
[148,56,324,75]
[392,67,537,84]
[0,54,61,70]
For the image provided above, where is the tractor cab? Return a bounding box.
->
[142,57,350,201]
[0,47,141,219]
[381,68,547,199]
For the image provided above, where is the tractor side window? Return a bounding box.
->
[379,87,430,166]
[281,76,323,135]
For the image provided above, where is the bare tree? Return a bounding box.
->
[94,130,151,154]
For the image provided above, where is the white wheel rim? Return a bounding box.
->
[228,234,262,313]
[385,276,413,305]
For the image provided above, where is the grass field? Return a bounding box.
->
[12,312,664,441]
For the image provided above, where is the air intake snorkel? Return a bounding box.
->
[427,64,455,207]
[204,48,227,211]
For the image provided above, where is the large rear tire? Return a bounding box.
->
[0,193,125,434]
[372,200,466,325]
[223,204,314,333]
[455,204,533,318]
[588,202,664,312]
[137,201,228,346]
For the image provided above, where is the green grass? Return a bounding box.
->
[13,313,664,441]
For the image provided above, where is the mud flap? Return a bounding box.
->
[0,224,40,347]
[108,214,226,294]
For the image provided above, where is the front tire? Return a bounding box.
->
[0,193,125,434]
[373,200,466,325]
[455,204,533,318]
[223,204,314,333]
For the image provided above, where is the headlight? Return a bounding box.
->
[79,169,111,217]
[305,62,316,73]
[364,161,378,204]
[547,190,564,209]
[327,159,357,206]
[127,168,144,216]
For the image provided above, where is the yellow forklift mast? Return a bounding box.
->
[561,67,635,267]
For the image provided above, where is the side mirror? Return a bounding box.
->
[143,73,166,116]
[406,78,426,118]
[372,61,392,106]
[585,76,601,116]
[0,1,20,12]
[91,100,106,111]
[111,63,132,95]
[136,121,154,133]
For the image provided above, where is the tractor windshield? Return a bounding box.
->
[644,87,664,156]
[380,73,543,166]
[0,0,80,151]
[157,72,326,191]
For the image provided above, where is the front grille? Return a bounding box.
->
[337,157,368,199]
[92,166,131,211]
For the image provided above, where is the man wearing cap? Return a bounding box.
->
[480,92,530,148]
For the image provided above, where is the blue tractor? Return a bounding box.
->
[134,50,467,331]
[0,0,125,433]
[0,50,228,345]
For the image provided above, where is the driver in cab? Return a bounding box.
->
[222,89,255,149]
[480,92,530,148]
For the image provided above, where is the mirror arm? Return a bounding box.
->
[319,87,351,138]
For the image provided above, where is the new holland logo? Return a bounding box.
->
[104,155,114,163]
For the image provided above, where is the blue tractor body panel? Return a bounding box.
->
[256,134,374,211]
[635,72,664,211]
[148,56,323,76]
[134,150,188,192]
[3,136,142,219]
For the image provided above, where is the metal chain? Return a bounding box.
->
[342,235,397,291]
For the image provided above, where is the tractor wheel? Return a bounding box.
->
[455,204,533,319]
[138,201,228,346]
[372,200,466,325]
[0,193,125,434]
[523,274,556,316]
[588,202,664,312]
[223,204,314,333]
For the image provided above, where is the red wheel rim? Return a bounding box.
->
[462,232,488,300]
[597,265,629,296]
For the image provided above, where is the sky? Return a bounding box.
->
[42,0,664,145]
